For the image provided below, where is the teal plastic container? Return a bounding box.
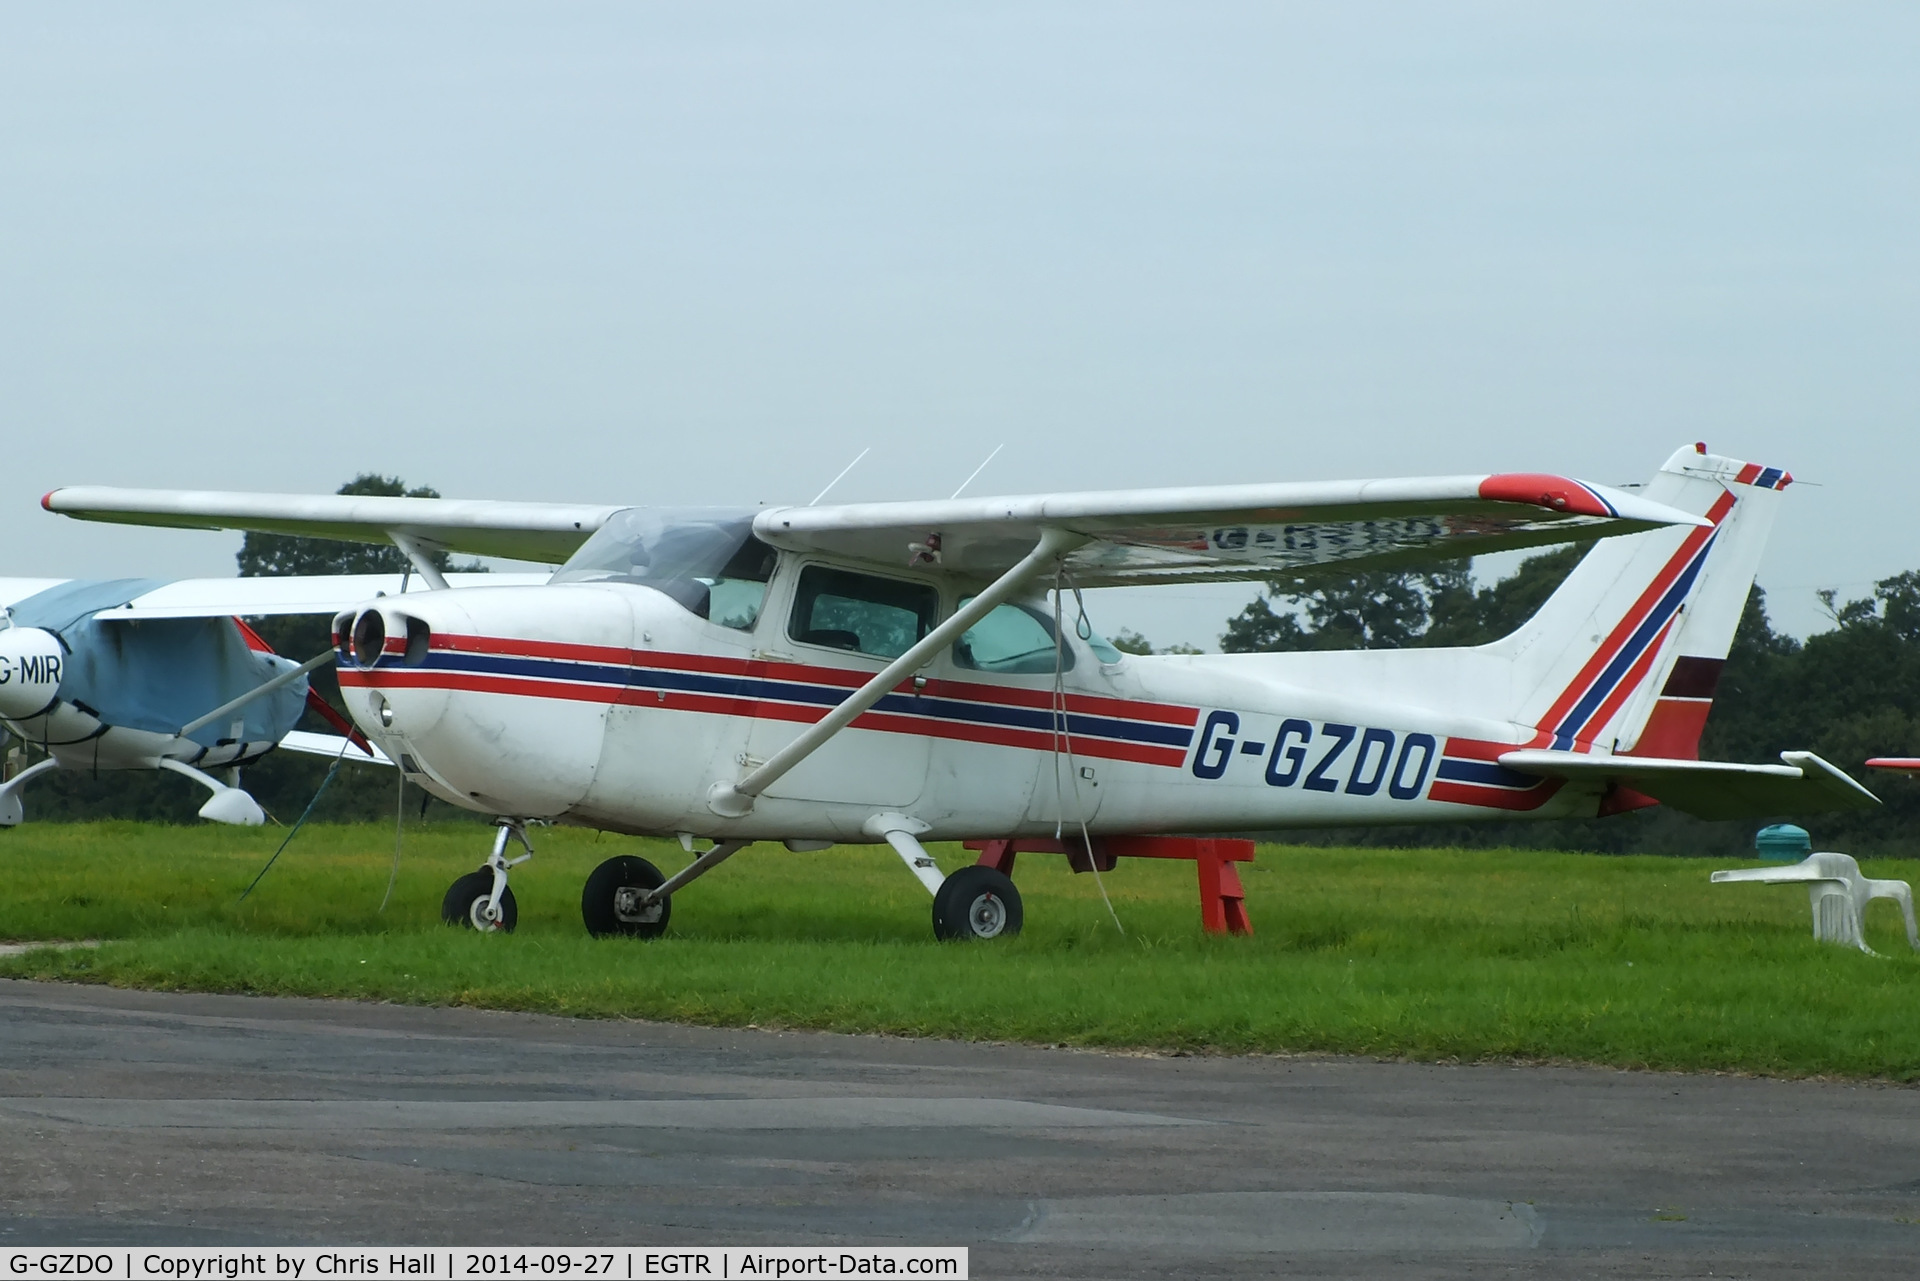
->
[1754,824,1811,862]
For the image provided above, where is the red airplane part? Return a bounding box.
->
[231,616,374,756]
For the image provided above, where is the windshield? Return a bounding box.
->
[551,507,775,630]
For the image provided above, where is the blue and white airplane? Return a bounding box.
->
[0,574,539,827]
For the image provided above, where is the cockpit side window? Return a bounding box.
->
[787,566,940,660]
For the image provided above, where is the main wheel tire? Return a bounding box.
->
[442,870,518,933]
[931,865,1023,941]
[582,855,671,939]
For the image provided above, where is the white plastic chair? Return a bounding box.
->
[1712,852,1920,956]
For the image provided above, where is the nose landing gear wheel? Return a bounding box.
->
[443,870,518,932]
[932,865,1022,941]
[582,855,671,938]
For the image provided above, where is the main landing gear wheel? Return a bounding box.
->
[443,870,518,933]
[582,855,671,939]
[932,865,1022,941]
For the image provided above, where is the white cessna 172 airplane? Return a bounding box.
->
[39,444,1877,940]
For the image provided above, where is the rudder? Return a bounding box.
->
[1485,444,1791,759]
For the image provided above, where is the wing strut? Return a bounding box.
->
[707,526,1090,818]
[387,532,451,590]
[177,649,334,739]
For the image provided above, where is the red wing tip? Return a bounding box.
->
[1478,473,1615,518]
[1865,758,1920,771]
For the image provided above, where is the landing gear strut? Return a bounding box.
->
[581,841,749,939]
[0,758,60,829]
[932,864,1023,941]
[443,821,532,933]
[581,855,669,938]
[867,814,1023,941]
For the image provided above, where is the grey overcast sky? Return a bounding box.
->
[3,2,1915,647]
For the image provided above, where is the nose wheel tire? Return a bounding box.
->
[443,870,518,933]
[582,855,672,939]
[932,865,1022,941]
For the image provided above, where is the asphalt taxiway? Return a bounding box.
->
[1,978,1916,1278]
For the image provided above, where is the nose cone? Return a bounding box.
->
[336,600,453,740]
[0,627,64,720]
[336,585,634,817]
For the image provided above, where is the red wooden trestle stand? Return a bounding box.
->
[963,835,1256,935]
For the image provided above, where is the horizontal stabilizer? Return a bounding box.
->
[1499,749,1879,821]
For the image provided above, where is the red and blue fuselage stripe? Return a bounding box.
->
[1427,736,1564,810]
[1434,757,1541,789]
[342,635,1201,766]
[415,647,1197,749]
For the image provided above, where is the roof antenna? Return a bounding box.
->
[949,443,1005,500]
[809,447,870,506]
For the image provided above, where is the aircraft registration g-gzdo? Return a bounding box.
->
[42,445,1876,940]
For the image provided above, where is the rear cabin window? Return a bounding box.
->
[788,566,940,661]
[952,600,1072,675]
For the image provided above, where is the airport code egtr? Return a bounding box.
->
[4,1253,966,1281]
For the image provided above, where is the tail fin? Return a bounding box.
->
[1486,444,1790,758]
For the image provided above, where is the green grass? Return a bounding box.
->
[2,821,1917,1079]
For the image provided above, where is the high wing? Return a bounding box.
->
[43,489,626,565]
[0,579,71,611]
[1500,749,1880,821]
[47,472,1706,588]
[3,574,549,623]
[755,473,1706,586]
[86,573,549,619]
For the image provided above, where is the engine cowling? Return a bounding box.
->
[0,628,64,720]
